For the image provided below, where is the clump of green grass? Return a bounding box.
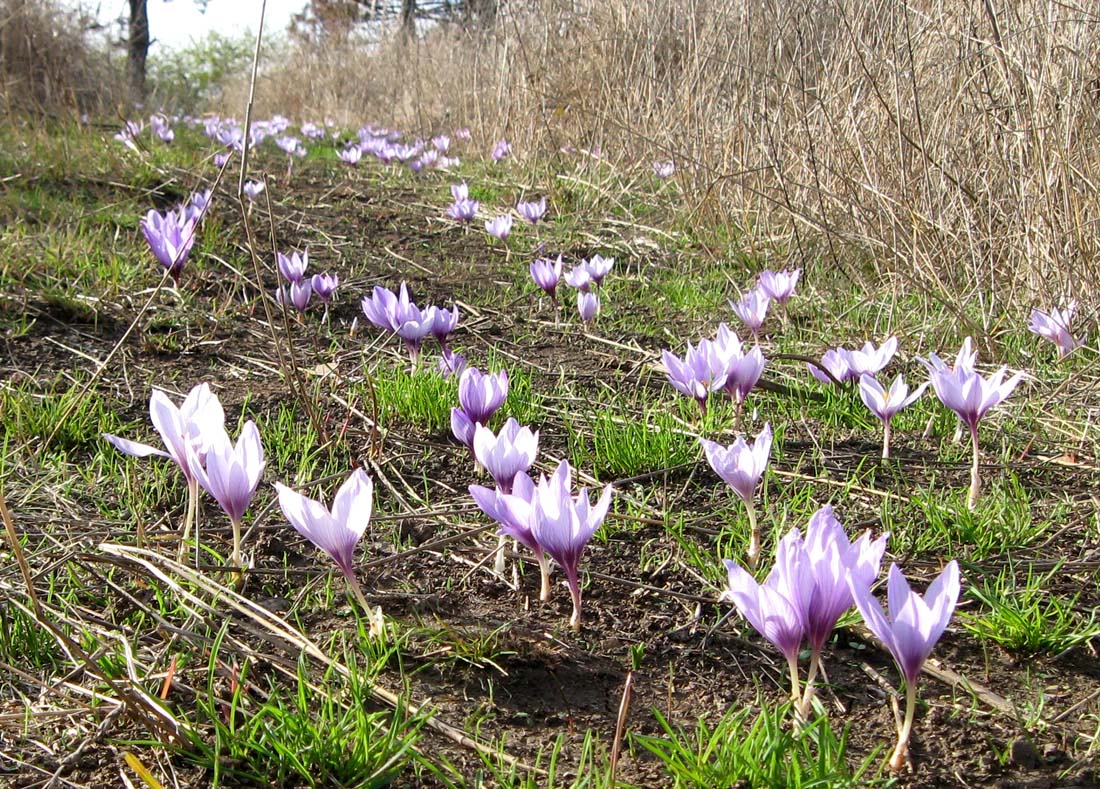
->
[634,702,892,788]
[370,364,458,435]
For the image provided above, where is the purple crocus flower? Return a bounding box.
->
[473,418,539,493]
[530,255,563,304]
[141,207,196,284]
[720,529,812,703]
[584,255,614,287]
[847,337,898,378]
[516,197,547,224]
[701,423,772,567]
[277,250,309,284]
[242,180,265,201]
[920,340,1023,510]
[310,273,339,304]
[528,460,613,630]
[451,407,477,450]
[730,288,771,339]
[808,348,852,385]
[451,182,469,201]
[652,160,675,179]
[851,561,960,772]
[485,214,513,240]
[491,139,512,161]
[470,472,553,600]
[190,420,265,566]
[275,135,303,156]
[361,285,399,331]
[859,374,929,458]
[214,152,230,168]
[714,323,765,424]
[432,135,451,151]
[564,266,593,292]
[662,339,729,415]
[437,349,467,379]
[577,290,600,325]
[432,305,460,351]
[276,280,313,312]
[757,268,801,306]
[186,189,212,224]
[1029,302,1085,358]
[447,198,480,222]
[392,283,437,366]
[150,114,174,142]
[458,367,509,425]
[339,146,362,165]
[276,469,382,629]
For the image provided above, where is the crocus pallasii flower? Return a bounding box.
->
[277,250,309,284]
[920,339,1023,510]
[577,290,600,325]
[585,255,615,287]
[564,265,593,292]
[432,305,460,352]
[714,323,765,426]
[662,339,729,416]
[338,146,362,165]
[808,348,852,386]
[361,285,400,331]
[516,197,547,224]
[311,273,339,307]
[652,160,675,179]
[858,374,929,459]
[276,469,384,634]
[470,472,553,600]
[451,182,469,201]
[190,420,265,566]
[846,337,898,379]
[1029,301,1085,358]
[392,284,438,366]
[730,288,771,339]
[141,208,197,284]
[103,384,225,559]
[757,268,801,307]
[276,280,313,313]
[850,561,960,771]
[527,460,613,630]
[437,349,467,379]
[701,423,772,567]
[485,214,513,241]
[530,255,563,305]
[447,198,479,222]
[186,189,212,224]
[491,139,512,161]
[242,180,265,201]
[472,418,539,493]
[458,367,509,425]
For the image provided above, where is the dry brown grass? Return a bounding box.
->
[219,0,1100,312]
[0,0,123,116]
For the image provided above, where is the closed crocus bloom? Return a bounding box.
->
[186,189,212,223]
[437,350,467,379]
[530,255,563,303]
[701,423,772,567]
[141,207,197,283]
[491,139,511,161]
[564,265,593,292]
[847,337,898,378]
[529,460,613,630]
[311,273,339,303]
[585,255,614,286]
[277,250,309,283]
[338,146,362,164]
[242,180,265,201]
[191,421,265,566]
[1029,302,1085,358]
[361,285,399,331]
[447,198,479,222]
[473,418,539,493]
[485,214,513,240]
[859,374,929,458]
[714,323,765,421]
[808,348,852,385]
[730,288,770,338]
[577,290,600,325]
[432,305,460,350]
[458,367,509,425]
[851,561,960,771]
[451,182,469,201]
[516,197,547,224]
[757,268,801,305]
[652,160,675,179]
[451,407,476,450]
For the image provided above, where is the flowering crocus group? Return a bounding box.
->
[141,207,197,284]
[1029,301,1085,358]
[663,326,766,419]
[809,337,898,385]
[920,338,1023,510]
[361,283,456,367]
[702,423,772,566]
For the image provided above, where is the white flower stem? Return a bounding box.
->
[177,478,199,564]
[568,582,583,631]
[745,499,761,569]
[537,553,552,602]
[346,574,384,635]
[230,517,243,567]
[494,534,507,575]
[882,420,892,459]
[786,653,801,707]
[798,648,821,718]
[967,423,981,512]
[889,680,918,772]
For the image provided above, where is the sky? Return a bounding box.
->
[78,0,305,52]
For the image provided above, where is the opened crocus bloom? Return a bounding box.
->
[858,374,929,458]
[516,197,547,224]
[730,288,770,338]
[485,214,513,240]
[757,268,801,306]
[662,338,729,415]
[473,418,539,493]
[277,250,309,283]
[190,421,265,566]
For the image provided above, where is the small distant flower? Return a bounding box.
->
[585,255,615,286]
[190,420,265,566]
[213,152,230,168]
[527,460,613,630]
[141,207,196,284]
[1029,301,1085,358]
[653,160,675,179]
[432,305,460,351]
[437,349,467,379]
[451,182,469,201]
[150,114,174,143]
[491,139,512,161]
[701,423,772,567]
[242,180,265,201]
[577,290,600,325]
[454,127,472,140]
[516,197,547,224]
[447,198,480,222]
[530,255,563,304]
[114,120,143,151]
[808,348,852,385]
[432,135,450,151]
[300,122,325,139]
[485,214,513,240]
[473,418,539,493]
[757,268,801,306]
[275,136,304,156]
[851,561,960,771]
[730,288,771,338]
[564,266,593,292]
[277,250,309,284]
[858,374,929,458]
[847,337,898,378]
[392,283,437,366]
[339,146,362,165]
[185,189,212,224]
[458,367,509,425]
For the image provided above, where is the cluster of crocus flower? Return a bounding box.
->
[473,460,612,629]
[920,338,1023,510]
[729,268,801,337]
[446,183,480,223]
[721,506,958,771]
[808,336,898,385]
[662,324,766,420]
[361,282,459,367]
[103,384,264,566]
[274,249,340,319]
[1029,301,1085,358]
[702,423,772,567]
[562,255,615,325]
